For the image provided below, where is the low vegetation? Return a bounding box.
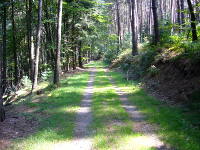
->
[8,72,89,150]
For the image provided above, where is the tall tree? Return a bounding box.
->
[177,0,181,32]
[2,4,7,93]
[0,44,5,122]
[187,0,198,41]
[129,0,138,55]
[54,0,63,86]
[32,0,43,90]
[152,0,160,44]
[11,0,19,85]
[78,40,83,68]
[27,0,35,82]
[116,0,121,52]
[180,0,185,25]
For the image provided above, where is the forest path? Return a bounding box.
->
[5,62,197,150]
[89,62,172,150]
[107,71,171,150]
[55,68,96,150]
[72,68,95,149]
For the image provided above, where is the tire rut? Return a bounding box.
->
[56,68,95,150]
[107,71,173,150]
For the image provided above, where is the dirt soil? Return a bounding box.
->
[144,58,200,105]
[0,104,39,150]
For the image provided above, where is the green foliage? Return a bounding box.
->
[41,69,53,82]
[147,65,160,77]
[21,76,32,88]
[179,41,200,59]
[111,49,133,69]
[111,48,157,79]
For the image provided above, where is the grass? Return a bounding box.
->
[106,63,200,150]
[9,71,90,150]
[7,61,200,150]
[89,62,156,150]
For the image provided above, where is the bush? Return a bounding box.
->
[111,48,157,79]
[41,69,53,81]
[111,49,133,69]
[21,76,32,88]
[147,65,160,77]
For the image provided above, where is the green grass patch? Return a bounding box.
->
[105,62,200,150]
[10,71,90,150]
[90,62,156,150]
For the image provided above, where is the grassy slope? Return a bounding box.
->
[10,71,90,150]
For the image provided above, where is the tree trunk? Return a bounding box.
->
[116,0,121,52]
[0,43,5,122]
[2,5,7,93]
[27,0,35,82]
[180,0,185,25]
[78,41,83,68]
[32,0,43,90]
[152,0,160,45]
[71,14,76,70]
[187,0,198,41]
[44,0,55,66]
[177,0,181,33]
[12,0,19,86]
[195,0,200,21]
[130,0,137,55]
[54,0,63,86]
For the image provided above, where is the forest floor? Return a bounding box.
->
[0,61,200,150]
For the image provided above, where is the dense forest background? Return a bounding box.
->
[0,0,200,123]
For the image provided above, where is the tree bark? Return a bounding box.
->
[187,0,198,41]
[78,41,83,68]
[27,0,35,82]
[12,0,19,86]
[180,0,185,25]
[129,0,138,55]
[2,4,7,94]
[54,0,63,86]
[177,0,181,33]
[32,0,43,90]
[116,0,121,52]
[152,0,160,45]
[0,43,5,122]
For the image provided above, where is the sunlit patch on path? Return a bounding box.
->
[108,71,172,150]
[63,68,95,150]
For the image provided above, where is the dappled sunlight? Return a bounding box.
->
[53,138,93,150]
[116,134,164,150]
[9,71,91,150]
[93,86,114,92]
[89,62,172,150]
[23,137,93,150]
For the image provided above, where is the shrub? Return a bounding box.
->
[147,65,160,77]
[21,76,32,88]
[41,69,53,81]
[111,48,157,79]
[111,49,133,69]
